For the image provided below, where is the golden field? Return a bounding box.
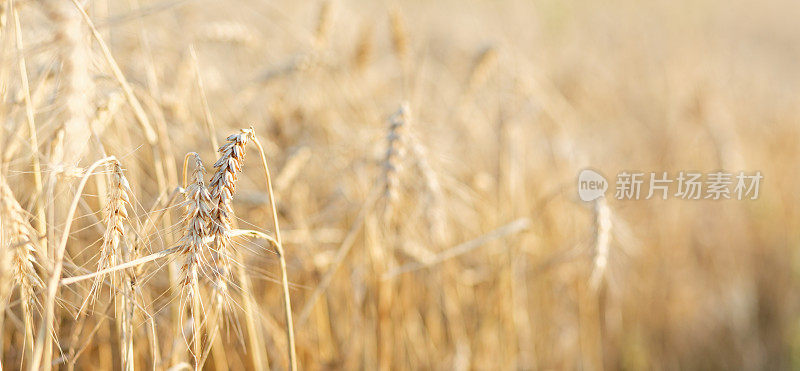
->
[1,0,800,369]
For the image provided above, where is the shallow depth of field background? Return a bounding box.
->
[2,0,800,369]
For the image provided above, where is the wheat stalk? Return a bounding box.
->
[10,1,46,258]
[250,135,297,371]
[589,197,612,289]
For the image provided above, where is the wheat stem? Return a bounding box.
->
[252,135,297,371]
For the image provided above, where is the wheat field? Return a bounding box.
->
[1,0,799,369]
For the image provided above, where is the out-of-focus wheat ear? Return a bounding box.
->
[178,153,212,370]
[352,21,374,72]
[314,0,333,49]
[1,175,44,366]
[407,135,448,245]
[376,104,410,371]
[188,46,220,153]
[381,102,409,223]
[462,45,498,103]
[388,6,409,66]
[589,197,612,289]
[68,0,170,196]
[43,0,93,165]
[36,4,95,362]
[464,45,498,97]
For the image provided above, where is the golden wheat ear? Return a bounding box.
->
[177,153,213,369]
[208,129,253,317]
[79,162,132,315]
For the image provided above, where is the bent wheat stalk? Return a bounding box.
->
[31,156,117,371]
[60,230,268,286]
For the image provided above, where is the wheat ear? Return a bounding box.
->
[109,162,137,371]
[382,102,409,222]
[314,0,333,49]
[208,129,253,314]
[178,153,212,370]
[0,176,43,365]
[209,129,275,370]
[82,162,131,309]
[352,21,374,71]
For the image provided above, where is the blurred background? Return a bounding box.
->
[2,0,800,369]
